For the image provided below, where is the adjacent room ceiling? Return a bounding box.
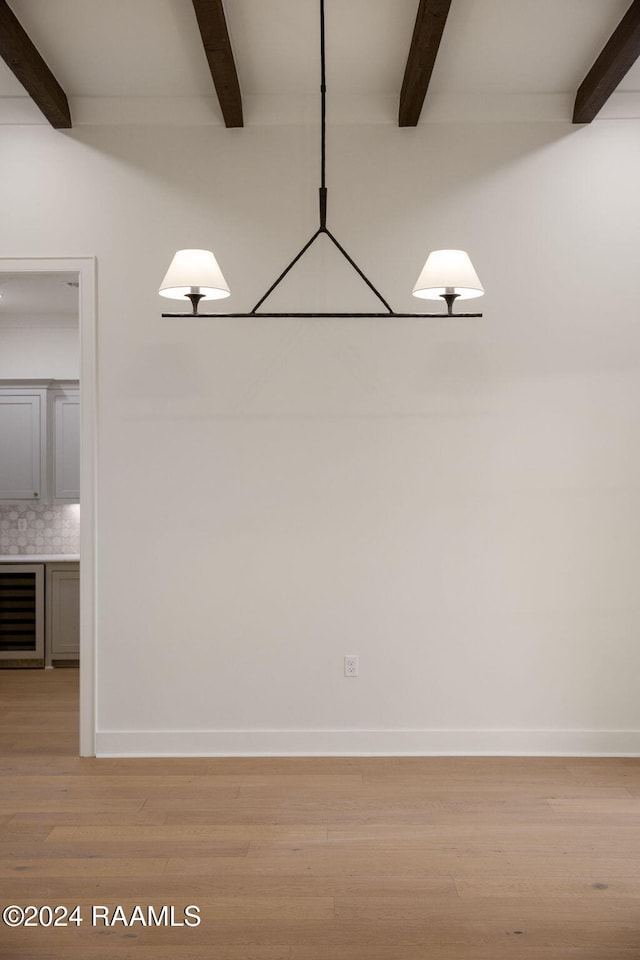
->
[1,0,640,127]
[0,274,79,316]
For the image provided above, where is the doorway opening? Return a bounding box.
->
[0,258,96,755]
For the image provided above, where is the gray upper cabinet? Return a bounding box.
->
[0,391,46,501]
[51,388,80,503]
[0,381,79,504]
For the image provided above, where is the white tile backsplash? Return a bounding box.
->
[0,503,80,555]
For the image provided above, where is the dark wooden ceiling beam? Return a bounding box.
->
[573,0,640,123]
[399,0,453,127]
[191,0,243,128]
[0,0,71,128]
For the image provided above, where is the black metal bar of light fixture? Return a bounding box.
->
[162,0,482,320]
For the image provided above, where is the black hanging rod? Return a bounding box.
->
[162,0,482,321]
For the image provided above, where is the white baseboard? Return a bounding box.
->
[95,728,640,758]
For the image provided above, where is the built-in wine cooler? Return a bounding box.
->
[0,564,44,667]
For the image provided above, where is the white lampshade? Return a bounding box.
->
[412,249,484,301]
[159,249,230,301]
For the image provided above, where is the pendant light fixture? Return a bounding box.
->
[159,0,484,319]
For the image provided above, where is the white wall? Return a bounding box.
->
[0,316,79,379]
[2,117,640,755]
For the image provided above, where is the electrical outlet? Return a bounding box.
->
[17,519,27,532]
[344,655,359,678]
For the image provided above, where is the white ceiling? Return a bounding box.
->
[1,0,640,124]
[0,273,79,319]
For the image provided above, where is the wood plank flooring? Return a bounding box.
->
[1,668,640,959]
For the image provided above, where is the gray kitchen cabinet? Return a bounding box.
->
[51,387,80,502]
[46,562,79,665]
[0,391,46,501]
[0,381,79,504]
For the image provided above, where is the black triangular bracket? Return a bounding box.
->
[249,188,393,315]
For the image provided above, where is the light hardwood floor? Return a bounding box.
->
[1,668,640,959]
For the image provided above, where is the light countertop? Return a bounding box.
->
[0,555,80,562]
